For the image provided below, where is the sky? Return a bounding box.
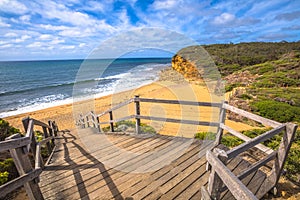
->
[0,0,300,61]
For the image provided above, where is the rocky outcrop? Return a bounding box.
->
[171,54,201,81]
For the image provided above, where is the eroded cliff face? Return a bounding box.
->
[171,54,201,81]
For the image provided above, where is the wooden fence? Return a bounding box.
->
[0,117,59,199]
[78,96,298,199]
[77,95,223,134]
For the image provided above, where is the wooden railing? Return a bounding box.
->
[202,103,298,200]
[77,95,223,134]
[78,96,298,199]
[0,117,59,200]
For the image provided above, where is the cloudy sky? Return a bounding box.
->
[0,0,300,61]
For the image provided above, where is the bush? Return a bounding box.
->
[194,132,215,140]
[0,171,9,185]
[0,119,20,141]
[251,100,300,123]
[0,158,18,185]
[103,120,157,134]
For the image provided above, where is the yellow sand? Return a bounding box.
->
[4,79,255,138]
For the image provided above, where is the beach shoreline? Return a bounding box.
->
[4,68,256,137]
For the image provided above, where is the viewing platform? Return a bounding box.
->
[0,97,297,200]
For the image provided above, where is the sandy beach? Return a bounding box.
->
[4,68,255,137]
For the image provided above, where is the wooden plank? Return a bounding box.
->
[32,119,52,129]
[158,161,207,200]
[0,137,31,152]
[0,168,42,198]
[135,95,141,134]
[116,142,203,199]
[226,124,286,159]
[223,104,282,128]
[220,123,274,154]
[59,139,173,199]
[44,136,174,199]
[238,151,277,180]
[81,140,206,200]
[139,98,222,107]
[97,98,134,117]
[215,101,226,145]
[98,115,135,125]
[137,115,220,127]
[7,134,44,200]
[207,148,228,199]
[246,170,267,196]
[40,135,170,195]
[206,151,258,200]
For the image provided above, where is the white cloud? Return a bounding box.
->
[27,42,42,48]
[4,33,18,37]
[20,15,31,22]
[60,45,75,50]
[151,0,177,10]
[0,0,28,14]
[50,38,65,45]
[79,43,86,47]
[39,34,52,40]
[212,13,235,25]
[0,18,11,27]
[14,35,31,43]
[0,44,13,48]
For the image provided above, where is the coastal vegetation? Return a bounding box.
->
[191,42,300,183]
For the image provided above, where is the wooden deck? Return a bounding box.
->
[39,128,267,200]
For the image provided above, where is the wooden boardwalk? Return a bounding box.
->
[38,128,268,200]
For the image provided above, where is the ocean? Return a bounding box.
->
[0,58,171,118]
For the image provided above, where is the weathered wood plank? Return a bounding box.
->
[206,151,258,200]
[7,134,44,200]
[220,123,274,154]
[0,136,30,152]
[223,104,282,128]
[97,98,134,117]
[139,98,222,107]
[137,115,220,127]
[0,168,42,198]
[98,115,135,125]
[226,124,286,159]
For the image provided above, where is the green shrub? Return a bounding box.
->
[0,158,18,184]
[103,120,156,134]
[0,119,20,141]
[194,132,215,140]
[221,135,244,147]
[251,100,300,123]
[0,171,9,185]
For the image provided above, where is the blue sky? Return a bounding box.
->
[0,0,300,61]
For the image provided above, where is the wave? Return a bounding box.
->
[0,62,170,118]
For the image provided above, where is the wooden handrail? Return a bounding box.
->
[0,117,59,200]
[205,150,258,200]
[226,124,286,159]
[223,103,282,128]
[139,97,222,107]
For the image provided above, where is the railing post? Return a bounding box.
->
[215,101,227,146]
[22,117,30,133]
[6,134,44,200]
[81,114,86,128]
[109,111,114,132]
[42,126,52,156]
[86,115,90,127]
[91,111,96,128]
[48,121,55,146]
[135,95,141,134]
[207,148,228,199]
[96,116,101,133]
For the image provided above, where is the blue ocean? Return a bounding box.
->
[0,58,171,117]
